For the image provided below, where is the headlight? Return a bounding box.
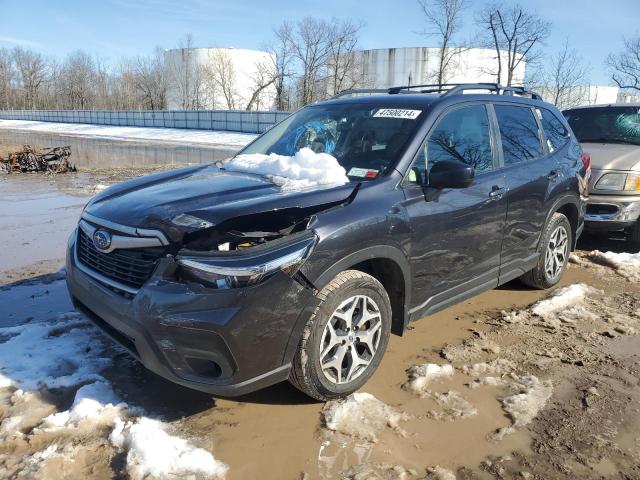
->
[176,234,316,288]
[595,173,627,191]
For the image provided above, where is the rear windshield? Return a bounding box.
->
[239,104,426,179]
[564,106,640,146]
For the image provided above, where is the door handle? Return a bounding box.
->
[547,170,559,180]
[489,185,505,199]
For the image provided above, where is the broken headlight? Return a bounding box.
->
[176,233,316,288]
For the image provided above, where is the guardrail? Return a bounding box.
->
[0,109,291,134]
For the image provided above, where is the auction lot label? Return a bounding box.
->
[373,109,422,119]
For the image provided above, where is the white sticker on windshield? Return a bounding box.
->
[373,108,422,119]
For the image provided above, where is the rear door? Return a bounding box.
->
[401,103,508,316]
[492,103,561,278]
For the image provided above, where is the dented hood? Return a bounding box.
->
[84,164,357,238]
[582,142,640,171]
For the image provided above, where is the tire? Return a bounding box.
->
[289,270,392,401]
[520,213,573,289]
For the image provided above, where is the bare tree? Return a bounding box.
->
[0,48,15,110]
[271,22,296,110]
[606,35,640,92]
[418,0,468,86]
[12,47,48,109]
[476,3,550,86]
[326,18,363,95]
[207,49,238,109]
[58,51,97,109]
[131,47,167,109]
[543,39,589,109]
[285,17,334,105]
[245,58,277,110]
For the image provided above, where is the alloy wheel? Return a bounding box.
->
[544,225,569,280]
[319,294,382,385]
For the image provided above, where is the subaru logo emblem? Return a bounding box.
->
[93,229,112,251]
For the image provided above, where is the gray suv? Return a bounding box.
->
[564,104,640,247]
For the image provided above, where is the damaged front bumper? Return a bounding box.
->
[584,193,640,231]
[65,228,317,396]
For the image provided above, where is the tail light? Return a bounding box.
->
[581,152,591,170]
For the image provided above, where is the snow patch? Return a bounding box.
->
[502,375,553,428]
[322,392,409,442]
[109,417,228,480]
[461,359,516,377]
[42,381,125,428]
[427,391,478,421]
[225,147,348,190]
[405,363,454,394]
[587,250,640,282]
[0,119,255,147]
[427,465,457,480]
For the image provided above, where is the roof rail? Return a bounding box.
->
[388,82,542,100]
[334,83,543,101]
[332,88,390,98]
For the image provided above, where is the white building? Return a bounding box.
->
[164,47,276,111]
[354,47,527,89]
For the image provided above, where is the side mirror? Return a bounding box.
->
[428,160,475,189]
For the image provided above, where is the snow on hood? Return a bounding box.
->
[224,147,349,190]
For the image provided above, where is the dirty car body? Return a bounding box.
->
[67,87,588,397]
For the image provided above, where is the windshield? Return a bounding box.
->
[565,106,640,146]
[239,103,426,180]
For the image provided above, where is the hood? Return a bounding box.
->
[581,142,640,171]
[84,164,357,241]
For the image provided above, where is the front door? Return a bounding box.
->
[401,103,508,317]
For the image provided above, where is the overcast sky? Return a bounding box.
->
[1,0,638,84]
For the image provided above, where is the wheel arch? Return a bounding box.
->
[545,193,581,250]
[311,246,411,336]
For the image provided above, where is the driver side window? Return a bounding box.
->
[407,105,493,184]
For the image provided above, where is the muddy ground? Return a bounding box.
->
[0,171,639,480]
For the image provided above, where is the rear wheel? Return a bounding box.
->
[520,213,572,289]
[289,270,391,401]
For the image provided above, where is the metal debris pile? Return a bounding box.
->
[0,145,75,174]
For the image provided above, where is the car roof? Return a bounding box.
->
[564,103,640,111]
[316,92,547,109]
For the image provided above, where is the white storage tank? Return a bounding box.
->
[164,47,276,110]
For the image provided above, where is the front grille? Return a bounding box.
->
[77,228,165,289]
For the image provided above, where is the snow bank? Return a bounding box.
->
[587,250,640,282]
[405,363,454,394]
[502,375,553,427]
[322,392,409,442]
[110,417,228,480]
[0,119,255,147]
[225,147,348,190]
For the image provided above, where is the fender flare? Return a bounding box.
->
[543,192,581,248]
[281,245,412,365]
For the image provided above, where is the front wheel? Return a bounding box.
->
[289,270,391,401]
[520,213,572,289]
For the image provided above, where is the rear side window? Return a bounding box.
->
[538,108,569,152]
[494,105,543,165]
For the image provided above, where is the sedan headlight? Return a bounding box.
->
[176,234,316,288]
